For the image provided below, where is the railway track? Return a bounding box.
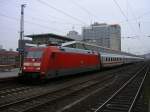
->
[0,73,115,112]
[54,64,148,112]
[0,65,123,107]
[0,63,139,100]
[0,62,146,112]
[94,67,149,112]
[0,86,35,98]
[0,77,16,82]
[17,63,146,112]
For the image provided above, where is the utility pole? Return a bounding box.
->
[19,4,26,69]
[20,4,25,44]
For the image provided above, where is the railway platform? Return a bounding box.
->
[0,68,19,79]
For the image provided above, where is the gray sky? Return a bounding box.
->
[0,0,150,55]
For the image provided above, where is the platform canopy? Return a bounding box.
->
[25,33,74,45]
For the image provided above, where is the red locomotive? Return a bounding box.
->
[19,41,144,80]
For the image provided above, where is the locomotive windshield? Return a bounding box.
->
[26,50,43,58]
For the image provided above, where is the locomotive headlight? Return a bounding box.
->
[23,67,26,70]
[36,67,40,70]
[33,63,41,66]
[23,62,31,66]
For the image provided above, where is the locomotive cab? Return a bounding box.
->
[21,47,44,79]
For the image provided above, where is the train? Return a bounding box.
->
[18,41,144,80]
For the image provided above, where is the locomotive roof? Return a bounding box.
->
[61,41,144,59]
[62,41,125,54]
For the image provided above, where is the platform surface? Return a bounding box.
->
[0,68,19,78]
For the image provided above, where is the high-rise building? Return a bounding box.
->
[67,30,82,41]
[0,45,3,50]
[82,23,121,51]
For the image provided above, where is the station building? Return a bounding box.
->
[0,50,19,67]
[25,33,74,45]
[18,33,74,51]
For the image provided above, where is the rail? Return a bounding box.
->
[94,66,148,112]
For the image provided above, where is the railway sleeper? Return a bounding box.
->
[107,101,131,106]
[104,106,129,111]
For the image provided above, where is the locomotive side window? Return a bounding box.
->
[76,43,85,50]
[84,45,98,51]
[65,44,76,48]
[102,57,103,61]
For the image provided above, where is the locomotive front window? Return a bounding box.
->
[26,51,43,58]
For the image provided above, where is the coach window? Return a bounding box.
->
[103,57,105,61]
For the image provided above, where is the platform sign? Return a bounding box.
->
[16,48,24,53]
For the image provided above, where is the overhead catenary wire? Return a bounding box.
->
[126,1,142,33]
[137,11,150,19]
[125,1,150,51]
[0,0,83,27]
[67,0,103,23]
[0,12,63,33]
[26,6,76,23]
[113,0,128,21]
[112,0,150,54]
[28,15,82,26]
[112,0,137,37]
[36,0,87,25]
